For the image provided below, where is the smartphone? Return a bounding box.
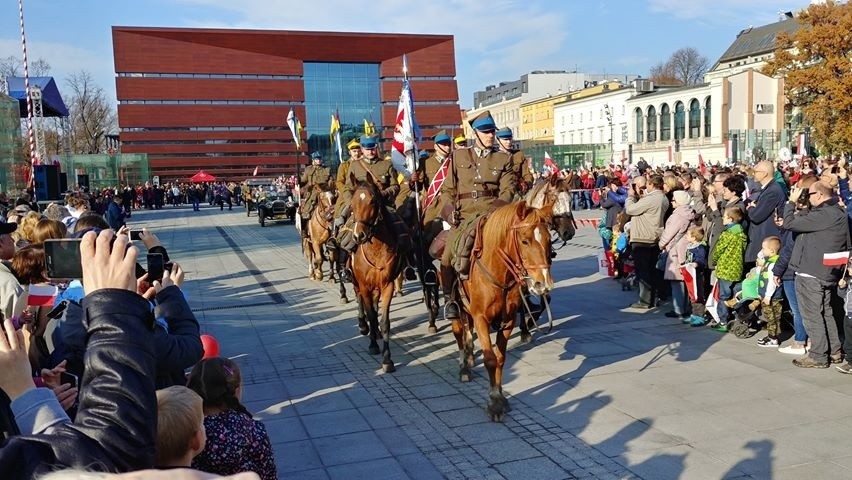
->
[130,230,143,241]
[44,239,84,279]
[60,372,79,390]
[147,253,164,282]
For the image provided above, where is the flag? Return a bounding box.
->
[28,284,57,307]
[698,151,707,177]
[797,132,808,157]
[543,152,557,174]
[286,108,301,149]
[391,79,417,179]
[681,264,698,303]
[823,251,850,267]
[364,119,375,136]
[252,166,259,177]
[424,156,451,210]
[330,112,340,141]
[705,279,721,324]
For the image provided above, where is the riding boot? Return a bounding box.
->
[441,265,459,320]
[338,249,353,283]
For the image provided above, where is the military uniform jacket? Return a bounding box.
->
[300,165,332,189]
[508,149,533,191]
[334,158,355,216]
[343,158,399,205]
[441,147,515,221]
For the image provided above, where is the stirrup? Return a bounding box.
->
[422,269,438,286]
[443,299,460,321]
[403,266,417,281]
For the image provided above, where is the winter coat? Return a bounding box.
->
[785,199,850,284]
[625,190,669,244]
[601,187,628,228]
[0,289,157,477]
[744,180,785,262]
[104,201,125,230]
[706,197,746,269]
[712,223,747,282]
[771,228,797,282]
[659,204,695,280]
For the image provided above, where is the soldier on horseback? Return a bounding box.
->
[300,152,332,237]
[440,112,516,321]
[495,127,534,196]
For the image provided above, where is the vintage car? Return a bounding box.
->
[257,189,297,227]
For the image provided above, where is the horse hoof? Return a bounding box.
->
[382,363,396,373]
[487,402,506,422]
[520,333,533,344]
[459,370,471,383]
[489,412,505,422]
[369,345,380,355]
[395,291,404,297]
[340,297,349,305]
[427,325,438,334]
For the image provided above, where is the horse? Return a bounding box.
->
[349,173,407,373]
[452,177,561,421]
[303,185,336,281]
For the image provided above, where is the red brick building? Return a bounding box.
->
[112,26,460,181]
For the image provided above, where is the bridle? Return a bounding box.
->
[475,217,551,292]
[352,185,384,244]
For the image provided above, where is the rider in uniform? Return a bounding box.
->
[412,130,453,249]
[332,139,361,235]
[299,151,332,236]
[495,127,534,195]
[453,134,467,150]
[440,112,516,320]
[334,135,401,282]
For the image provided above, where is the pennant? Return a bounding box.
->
[252,166,259,177]
[705,279,721,324]
[364,119,375,136]
[698,151,707,177]
[544,152,557,174]
[423,156,451,210]
[28,284,57,307]
[823,251,850,267]
[286,108,301,149]
[391,79,417,179]
[330,111,340,141]
[681,264,698,303]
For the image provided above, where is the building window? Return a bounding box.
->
[634,107,644,143]
[580,113,583,123]
[647,106,657,142]
[660,103,671,141]
[674,101,685,140]
[689,99,700,139]
[599,128,605,143]
[570,133,574,143]
[704,97,712,137]
[621,124,628,143]
[579,132,584,143]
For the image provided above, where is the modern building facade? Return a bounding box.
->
[113,26,460,181]
[472,71,640,109]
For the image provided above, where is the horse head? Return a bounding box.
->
[525,176,575,243]
[349,172,382,244]
[511,201,554,296]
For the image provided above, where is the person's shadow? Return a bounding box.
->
[723,440,775,479]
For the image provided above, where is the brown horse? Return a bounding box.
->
[349,173,406,373]
[453,178,558,421]
[303,185,336,281]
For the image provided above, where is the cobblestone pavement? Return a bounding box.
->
[132,204,852,480]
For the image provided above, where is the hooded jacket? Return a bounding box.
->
[785,199,850,284]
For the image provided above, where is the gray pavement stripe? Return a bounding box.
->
[214,225,288,305]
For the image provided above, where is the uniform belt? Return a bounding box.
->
[457,190,496,200]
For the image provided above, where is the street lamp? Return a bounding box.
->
[604,104,614,163]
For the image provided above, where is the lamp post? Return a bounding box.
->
[604,104,614,163]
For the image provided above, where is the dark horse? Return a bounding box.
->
[453,176,560,421]
[349,173,407,373]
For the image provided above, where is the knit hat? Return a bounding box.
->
[672,190,690,206]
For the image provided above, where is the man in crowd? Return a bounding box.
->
[625,174,669,309]
[744,160,785,269]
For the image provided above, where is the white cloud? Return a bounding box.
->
[647,0,804,24]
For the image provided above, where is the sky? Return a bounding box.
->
[0,0,807,110]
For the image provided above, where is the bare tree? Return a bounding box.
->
[648,47,709,86]
[65,71,115,154]
[0,56,51,78]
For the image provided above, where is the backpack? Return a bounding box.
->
[615,232,628,254]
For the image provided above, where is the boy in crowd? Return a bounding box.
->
[684,226,709,326]
[155,386,206,468]
[710,206,747,331]
[755,236,784,347]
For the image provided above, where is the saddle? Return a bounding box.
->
[451,215,487,278]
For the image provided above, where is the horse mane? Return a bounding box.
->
[481,201,547,250]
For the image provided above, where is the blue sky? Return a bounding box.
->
[0,0,805,109]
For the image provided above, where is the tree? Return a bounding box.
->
[65,71,115,154]
[648,47,709,86]
[764,0,852,155]
[0,56,51,78]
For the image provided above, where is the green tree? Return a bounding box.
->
[764,1,852,154]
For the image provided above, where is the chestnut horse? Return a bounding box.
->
[453,176,562,421]
[349,174,406,373]
[303,186,336,281]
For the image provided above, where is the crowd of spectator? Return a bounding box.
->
[596,156,852,370]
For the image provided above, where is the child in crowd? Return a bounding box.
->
[684,226,709,326]
[187,357,277,480]
[611,223,624,278]
[710,206,747,332]
[755,236,784,347]
[155,386,206,468]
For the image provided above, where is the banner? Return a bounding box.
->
[681,264,698,303]
[391,79,417,179]
[286,108,301,149]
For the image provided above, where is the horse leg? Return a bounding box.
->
[451,317,471,382]
[312,244,324,282]
[394,274,404,297]
[353,283,368,336]
[366,293,380,355]
[471,312,505,422]
[494,321,515,413]
[380,281,395,373]
[425,283,439,334]
[518,310,532,344]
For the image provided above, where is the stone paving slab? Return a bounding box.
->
[129,204,852,479]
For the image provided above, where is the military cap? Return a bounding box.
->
[359,135,378,148]
[346,139,360,149]
[495,127,513,139]
[433,130,451,145]
[454,135,466,145]
[310,151,322,159]
[468,111,497,132]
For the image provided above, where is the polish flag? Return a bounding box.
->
[698,151,707,177]
[705,279,721,324]
[823,251,850,267]
[28,284,58,307]
[252,166,259,177]
[543,152,557,174]
[681,264,699,303]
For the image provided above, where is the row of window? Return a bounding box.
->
[634,97,711,142]
[120,100,301,105]
[121,126,287,132]
[561,124,629,145]
[148,152,289,158]
[384,76,455,81]
[564,105,627,125]
[379,100,457,106]
[117,72,301,80]
[122,139,294,146]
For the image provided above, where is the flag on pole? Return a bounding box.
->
[286,108,301,149]
[252,166,259,177]
[823,251,850,267]
[543,152,557,174]
[705,279,721,324]
[28,284,57,307]
[391,78,417,179]
[698,151,707,176]
[364,119,376,135]
[681,264,699,303]
[330,112,340,141]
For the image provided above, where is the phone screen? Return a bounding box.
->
[130,230,143,241]
[60,372,79,390]
[44,239,83,279]
[147,253,164,281]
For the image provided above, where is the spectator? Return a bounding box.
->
[744,160,785,268]
[600,178,627,249]
[0,221,24,322]
[32,219,67,244]
[105,195,126,231]
[710,206,747,331]
[188,357,277,480]
[659,190,696,320]
[685,226,709,326]
[156,386,206,468]
[754,236,784,347]
[625,175,670,309]
[13,211,42,248]
[786,181,849,368]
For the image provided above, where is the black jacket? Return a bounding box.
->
[745,180,785,262]
[785,199,850,284]
[0,289,157,476]
[772,228,797,282]
[153,286,203,388]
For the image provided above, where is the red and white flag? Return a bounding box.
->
[544,152,557,174]
[423,156,451,210]
[391,64,417,179]
[252,166,259,177]
[705,279,721,324]
[823,251,850,267]
[698,151,707,177]
[681,264,699,303]
[28,284,57,307]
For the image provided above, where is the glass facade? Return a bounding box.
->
[303,62,381,171]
